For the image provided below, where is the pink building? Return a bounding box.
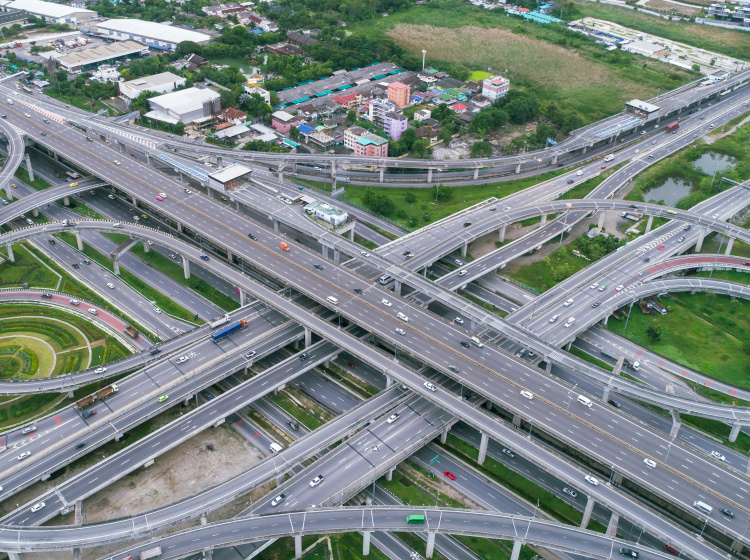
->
[383,112,408,141]
[481,75,510,101]
[271,110,297,133]
[387,81,411,109]
[354,133,389,157]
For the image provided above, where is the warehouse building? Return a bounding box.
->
[621,40,669,58]
[119,72,186,105]
[207,164,252,195]
[0,0,96,23]
[97,19,212,51]
[145,87,221,124]
[56,40,148,74]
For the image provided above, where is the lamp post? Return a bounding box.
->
[371,445,379,503]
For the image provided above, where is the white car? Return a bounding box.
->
[584,475,600,486]
[397,312,409,322]
[458,270,468,277]
[16,451,31,461]
[424,381,437,392]
[710,451,726,462]
[615,284,624,292]
[154,307,162,314]
[395,328,406,336]
[270,494,285,507]
[454,259,462,266]
[94,367,107,374]
[158,192,167,198]
[454,317,464,325]
[643,458,656,468]
[381,299,392,307]
[549,314,559,323]
[21,425,37,434]
[520,390,534,400]
[88,308,98,315]
[361,251,370,257]
[387,413,399,424]
[107,194,115,200]
[563,298,574,306]
[30,502,45,513]
[114,160,121,165]
[175,356,189,364]
[147,241,153,245]
[590,283,598,289]
[309,475,324,487]
[106,283,115,289]
[69,299,79,306]
[576,170,583,176]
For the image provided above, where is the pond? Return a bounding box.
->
[208,57,259,76]
[644,177,693,206]
[693,151,737,175]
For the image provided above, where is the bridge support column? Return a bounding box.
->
[670,409,681,438]
[31,208,38,218]
[112,258,120,276]
[217,156,222,168]
[580,495,595,528]
[510,541,523,560]
[305,327,312,348]
[294,534,302,559]
[602,314,608,326]
[597,212,605,230]
[273,219,279,232]
[478,432,489,465]
[730,539,745,554]
[63,196,70,206]
[183,257,190,279]
[512,413,522,428]
[145,153,151,166]
[540,213,547,226]
[582,145,587,155]
[385,375,394,388]
[179,171,185,183]
[461,242,467,258]
[203,549,212,560]
[379,166,385,183]
[606,512,619,537]
[729,422,742,443]
[725,237,735,255]
[4,183,10,199]
[6,244,14,263]
[73,549,81,560]
[131,195,137,206]
[278,170,283,181]
[552,153,558,165]
[515,162,521,174]
[334,248,340,263]
[362,530,371,555]
[427,167,433,182]
[8,552,20,560]
[695,229,705,252]
[498,226,506,244]
[349,227,355,241]
[385,467,395,482]
[473,167,479,180]
[440,425,449,444]
[645,215,653,234]
[142,240,150,253]
[25,153,34,182]
[239,290,247,307]
[394,280,401,296]
[425,532,436,559]
[175,221,183,234]
[545,359,552,373]
[565,339,574,351]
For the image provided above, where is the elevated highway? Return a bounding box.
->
[0,116,25,196]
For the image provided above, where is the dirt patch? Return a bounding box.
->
[643,0,699,16]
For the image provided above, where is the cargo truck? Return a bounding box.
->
[124,325,138,339]
[139,547,162,560]
[621,212,642,222]
[212,319,248,342]
[210,314,230,329]
[665,121,679,133]
[75,384,118,409]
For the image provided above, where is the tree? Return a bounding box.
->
[470,140,493,158]
[646,325,662,343]
[432,184,453,203]
[347,109,356,123]
[404,192,417,203]
[363,188,395,216]
[411,138,431,158]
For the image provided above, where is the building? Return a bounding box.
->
[271,110,297,133]
[97,19,212,51]
[245,72,265,88]
[305,200,349,226]
[382,112,408,141]
[207,163,252,195]
[452,102,468,113]
[333,92,362,109]
[625,99,660,119]
[354,133,389,157]
[56,41,148,74]
[265,42,303,56]
[416,126,439,145]
[119,72,186,105]
[414,108,431,122]
[146,87,220,124]
[287,31,319,47]
[91,65,121,83]
[481,75,510,101]
[344,126,367,150]
[202,2,244,17]
[220,107,248,124]
[708,3,733,18]
[2,0,95,22]
[387,81,411,109]
[622,40,669,58]
[368,98,395,128]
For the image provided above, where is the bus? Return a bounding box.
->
[65,171,80,181]
[406,515,425,524]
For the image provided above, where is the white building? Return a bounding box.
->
[146,87,220,124]
[91,65,121,83]
[481,75,509,101]
[305,200,348,226]
[0,0,96,23]
[207,164,252,195]
[119,72,186,105]
[97,19,212,51]
[244,85,270,104]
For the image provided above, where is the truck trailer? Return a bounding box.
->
[75,384,119,409]
[665,121,679,133]
[212,320,248,342]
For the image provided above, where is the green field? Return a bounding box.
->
[469,70,490,82]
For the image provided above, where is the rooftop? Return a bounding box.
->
[3,0,96,18]
[123,72,184,90]
[150,87,219,113]
[388,81,409,90]
[97,18,212,44]
[209,163,252,183]
[356,133,388,146]
[57,40,147,68]
[272,110,296,122]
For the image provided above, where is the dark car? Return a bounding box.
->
[663,545,678,555]
[72,263,80,269]
[287,420,300,431]
[619,549,638,558]
[354,288,363,294]
[591,302,600,308]
[76,442,86,449]
[463,222,472,227]
[720,508,735,518]
[300,352,311,361]
[48,239,55,245]
[629,205,637,209]
[314,264,324,270]
[567,179,574,184]
[460,341,470,348]
[248,233,257,240]
[644,257,650,262]
[149,347,162,356]
[608,399,621,408]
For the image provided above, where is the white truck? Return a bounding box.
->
[139,547,162,560]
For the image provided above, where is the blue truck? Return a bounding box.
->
[211,319,248,342]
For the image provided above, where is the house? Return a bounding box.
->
[287,31,319,47]
[451,103,468,113]
[414,108,431,122]
[387,81,411,109]
[220,107,248,124]
[244,86,270,104]
[382,112,408,141]
[296,104,318,120]
[245,72,264,88]
[120,72,186,104]
[201,3,244,17]
[332,92,362,110]
[416,126,439,145]
[271,110,298,133]
[344,125,367,150]
[354,133,389,157]
[265,43,303,57]
[296,124,316,141]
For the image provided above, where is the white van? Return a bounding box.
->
[326,296,338,305]
[603,154,614,162]
[564,317,576,328]
[379,274,392,285]
[693,501,713,515]
[577,395,593,408]
[6,99,13,105]
[632,360,640,371]
[470,336,484,348]
[269,442,283,454]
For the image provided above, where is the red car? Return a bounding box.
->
[663,545,678,555]
[658,244,665,250]
[443,471,456,480]
[348,362,355,368]
[155,195,164,201]
[601,165,606,169]
[743,261,750,266]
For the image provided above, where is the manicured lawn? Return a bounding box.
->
[0,242,60,289]
[270,393,323,430]
[14,168,52,191]
[606,292,750,390]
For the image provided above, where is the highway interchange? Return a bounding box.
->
[0,70,749,560]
